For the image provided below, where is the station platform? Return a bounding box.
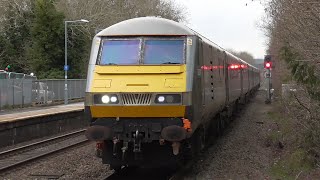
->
[0,102,84,123]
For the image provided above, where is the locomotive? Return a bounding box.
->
[84,17,260,170]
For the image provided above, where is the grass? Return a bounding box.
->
[1,103,33,110]
[266,101,315,179]
[271,149,313,180]
[281,74,293,84]
[2,104,13,110]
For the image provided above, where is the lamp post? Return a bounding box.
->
[64,19,89,105]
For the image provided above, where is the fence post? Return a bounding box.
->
[6,79,9,106]
[45,79,48,104]
[58,80,60,101]
[22,79,24,108]
[12,79,14,108]
[37,80,40,104]
[0,80,2,111]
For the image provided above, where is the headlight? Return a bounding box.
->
[101,95,110,104]
[110,96,118,103]
[94,94,119,104]
[166,95,174,103]
[158,96,165,102]
[155,94,181,104]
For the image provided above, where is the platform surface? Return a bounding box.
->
[0,102,84,123]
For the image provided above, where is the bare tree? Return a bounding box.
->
[227,49,256,65]
[0,0,33,71]
[263,0,320,166]
[54,0,187,37]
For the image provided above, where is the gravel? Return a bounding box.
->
[1,142,112,180]
[184,90,274,179]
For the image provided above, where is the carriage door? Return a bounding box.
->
[198,39,205,107]
[224,52,229,104]
[240,64,244,95]
[248,67,251,90]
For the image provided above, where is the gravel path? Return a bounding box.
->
[1,142,112,180]
[184,90,274,179]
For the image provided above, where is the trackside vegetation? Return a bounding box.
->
[0,0,186,79]
[263,0,320,178]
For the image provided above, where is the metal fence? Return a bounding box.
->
[0,79,86,109]
[0,71,37,80]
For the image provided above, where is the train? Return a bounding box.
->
[84,17,260,170]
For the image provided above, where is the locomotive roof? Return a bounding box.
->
[97,17,223,50]
[97,17,195,36]
[96,17,259,70]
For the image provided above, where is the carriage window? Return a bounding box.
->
[99,40,140,65]
[143,40,184,64]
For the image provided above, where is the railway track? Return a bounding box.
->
[0,129,89,173]
[104,167,174,180]
[104,159,195,180]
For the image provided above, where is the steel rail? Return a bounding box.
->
[0,129,85,157]
[0,129,88,173]
[105,160,195,180]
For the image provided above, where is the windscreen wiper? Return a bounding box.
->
[106,63,117,65]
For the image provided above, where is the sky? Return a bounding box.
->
[174,0,267,59]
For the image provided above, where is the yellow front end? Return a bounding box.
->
[87,65,187,118]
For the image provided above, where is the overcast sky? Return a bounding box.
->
[174,0,267,59]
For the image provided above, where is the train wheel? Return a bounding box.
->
[179,141,192,165]
[103,140,123,171]
[191,128,205,156]
[110,164,122,171]
[206,118,218,145]
[217,113,225,136]
[95,148,103,158]
[199,128,206,151]
[234,100,240,115]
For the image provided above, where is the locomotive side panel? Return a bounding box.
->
[202,41,214,120]
[227,56,242,103]
[208,46,226,115]
[253,70,257,87]
[201,42,227,119]
[248,67,252,90]
[242,63,249,94]
[193,38,228,128]
[216,49,227,109]
[255,69,261,87]
[189,38,205,130]
[251,67,255,89]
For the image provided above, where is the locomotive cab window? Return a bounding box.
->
[99,39,141,65]
[143,39,185,64]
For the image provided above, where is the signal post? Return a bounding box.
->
[264,55,272,104]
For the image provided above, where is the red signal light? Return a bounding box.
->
[265,62,271,69]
